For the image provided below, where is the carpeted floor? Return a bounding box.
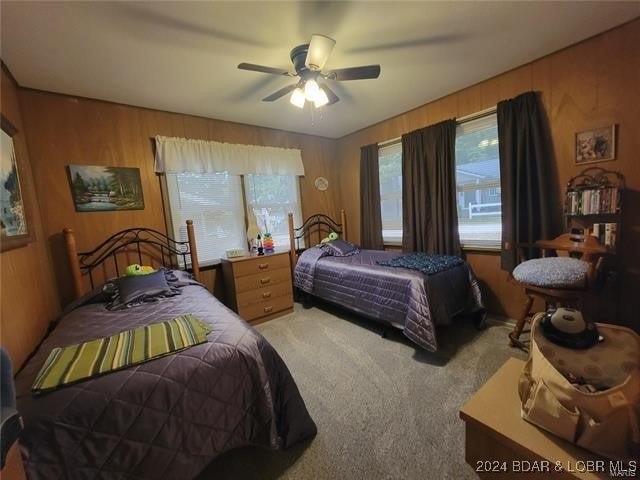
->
[198,302,526,480]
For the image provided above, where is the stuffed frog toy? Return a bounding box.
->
[320,231,339,243]
[125,264,155,276]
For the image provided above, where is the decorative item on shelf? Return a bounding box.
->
[225,248,246,259]
[256,234,264,256]
[246,209,260,252]
[563,166,624,253]
[575,125,616,165]
[262,232,275,253]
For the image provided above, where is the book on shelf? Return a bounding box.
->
[565,187,619,215]
[584,222,617,248]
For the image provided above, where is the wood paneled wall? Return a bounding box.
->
[17,90,339,306]
[336,19,640,327]
[0,67,60,370]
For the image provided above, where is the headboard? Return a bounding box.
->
[287,209,347,267]
[63,220,200,299]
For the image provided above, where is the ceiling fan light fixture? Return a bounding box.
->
[290,87,306,108]
[314,88,329,108]
[304,79,319,101]
[306,34,336,71]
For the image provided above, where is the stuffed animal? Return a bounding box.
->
[125,264,155,276]
[320,231,339,243]
[262,232,275,253]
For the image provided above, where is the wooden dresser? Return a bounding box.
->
[221,251,294,324]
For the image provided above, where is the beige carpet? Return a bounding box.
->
[198,302,526,480]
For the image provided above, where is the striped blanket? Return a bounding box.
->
[32,314,211,393]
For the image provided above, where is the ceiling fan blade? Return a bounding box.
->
[305,34,336,71]
[262,84,298,102]
[238,63,292,76]
[326,65,381,81]
[319,83,340,105]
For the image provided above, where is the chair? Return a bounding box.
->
[508,233,607,347]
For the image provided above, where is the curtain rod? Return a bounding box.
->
[377,105,497,148]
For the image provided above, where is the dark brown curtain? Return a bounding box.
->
[402,119,460,254]
[359,143,384,250]
[497,91,555,271]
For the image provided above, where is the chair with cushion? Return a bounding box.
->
[508,233,607,347]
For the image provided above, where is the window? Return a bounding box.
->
[378,142,403,245]
[165,172,302,265]
[245,174,302,249]
[455,112,501,248]
[166,172,246,265]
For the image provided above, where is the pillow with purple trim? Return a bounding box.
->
[320,239,360,257]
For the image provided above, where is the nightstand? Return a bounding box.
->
[221,251,294,324]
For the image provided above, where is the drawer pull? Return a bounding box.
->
[258,263,269,270]
[262,292,272,299]
[260,277,271,285]
[263,306,273,313]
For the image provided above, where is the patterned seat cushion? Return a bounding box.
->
[513,257,590,288]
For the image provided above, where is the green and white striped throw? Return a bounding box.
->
[32,314,211,393]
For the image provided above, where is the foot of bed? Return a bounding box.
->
[473,310,487,330]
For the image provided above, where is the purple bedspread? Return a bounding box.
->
[294,248,483,351]
[14,280,316,479]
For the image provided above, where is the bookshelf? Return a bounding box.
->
[563,166,624,253]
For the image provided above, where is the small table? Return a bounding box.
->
[459,358,612,480]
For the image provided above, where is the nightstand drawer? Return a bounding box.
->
[238,293,294,322]
[232,253,290,278]
[236,281,293,308]
[234,267,291,293]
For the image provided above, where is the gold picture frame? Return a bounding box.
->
[575,125,616,165]
[1,114,35,252]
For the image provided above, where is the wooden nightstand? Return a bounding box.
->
[221,251,294,324]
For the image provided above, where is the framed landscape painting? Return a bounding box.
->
[68,165,144,212]
[1,115,35,252]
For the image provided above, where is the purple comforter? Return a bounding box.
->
[294,248,483,351]
[14,278,316,480]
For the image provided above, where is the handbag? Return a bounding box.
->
[519,313,640,460]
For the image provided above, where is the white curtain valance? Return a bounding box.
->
[154,136,305,176]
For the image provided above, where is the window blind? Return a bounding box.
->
[378,141,403,245]
[455,112,502,248]
[165,172,246,265]
[245,174,303,249]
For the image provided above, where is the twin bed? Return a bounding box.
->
[287,211,484,352]
[14,222,316,480]
[15,212,483,479]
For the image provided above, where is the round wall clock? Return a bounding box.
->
[314,176,329,191]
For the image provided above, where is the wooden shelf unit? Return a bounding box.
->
[563,167,624,254]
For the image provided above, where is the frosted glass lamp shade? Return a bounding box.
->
[290,87,305,108]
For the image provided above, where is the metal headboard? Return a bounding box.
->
[287,209,347,268]
[63,220,200,299]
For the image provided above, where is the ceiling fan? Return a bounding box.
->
[237,34,381,108]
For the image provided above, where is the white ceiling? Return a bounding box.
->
[2,2,639,138]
